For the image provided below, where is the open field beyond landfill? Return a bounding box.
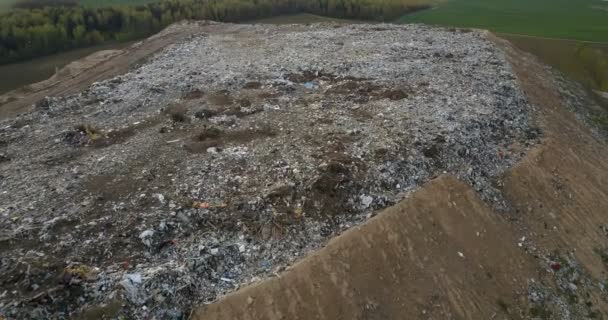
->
[400,0,608,42]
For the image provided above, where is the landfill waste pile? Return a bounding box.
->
[0,22,539,318]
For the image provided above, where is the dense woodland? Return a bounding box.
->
[0,0,429,64]
[12,0,79,9]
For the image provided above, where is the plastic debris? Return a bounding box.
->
[0,23,542,319]
[550,262,562,271]
[139,230,155,246]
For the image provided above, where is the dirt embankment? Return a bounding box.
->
[192,36,608,319]
[0,21,210,120]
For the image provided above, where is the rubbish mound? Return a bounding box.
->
[0,22,538,319]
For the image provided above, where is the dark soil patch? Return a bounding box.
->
[258,90,281,99]
[303,133,365,218]
[194,100,262,120]
[304,161,356,218]
[326,80,381,95]
[0,153,10,163]
[287,71,324,83]
[224,106,262,118]
[318,118,333,125]
[185,126,277,153]
[183,88,205,100]
[207,90,233,106]
[423,144,441,159]
[287,71,368,84]
[62,124,104,146]
[194,108,219,119]
[195,126,224,142]
[76,116,161,149]
[41,149,85,167]
[227,126,277,144]
[83,175,147,202]
[164,104,189,123]
[327,81,410,101]
[350,107,375,121]
[380,89,409,100]
[243,81,262,89]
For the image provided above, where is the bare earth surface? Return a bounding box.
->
[0,22,206,120]
[0,21,606,320]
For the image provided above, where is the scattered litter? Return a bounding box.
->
[139,230,154,246]
[126,273,142,284]
[154,194,166,204]
[120,273,145,305]
[193,201,210,209]
[517,236,526,247]
[303,81,316,89]
[63,264,97,282]
[0,22,540,319]
[360,195,374,209]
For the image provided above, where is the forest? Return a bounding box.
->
[0,0,429,64]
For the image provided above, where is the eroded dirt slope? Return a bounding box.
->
[0,21,208,119]
[193,175,537,320]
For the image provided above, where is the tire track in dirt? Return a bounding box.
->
[0,23,204,120]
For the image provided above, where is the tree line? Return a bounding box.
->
[0,0,429,65]
[13,0,79,9]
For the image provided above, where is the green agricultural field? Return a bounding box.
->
[399,0,608,42]
[500,34,608,94]
[0,0,15,11]
[503,34,608,90]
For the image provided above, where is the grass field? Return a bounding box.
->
[399,0,608,42]
[502,34,608,90]
[0,0,15,11]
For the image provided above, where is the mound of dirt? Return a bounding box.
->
[0,22,553,319]
[0,21,208,119]
[47,50,123,84]
[0,50,122,107]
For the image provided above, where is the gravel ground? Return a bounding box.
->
[0,22,539,319]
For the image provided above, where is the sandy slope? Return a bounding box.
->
[0,21,209,120]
